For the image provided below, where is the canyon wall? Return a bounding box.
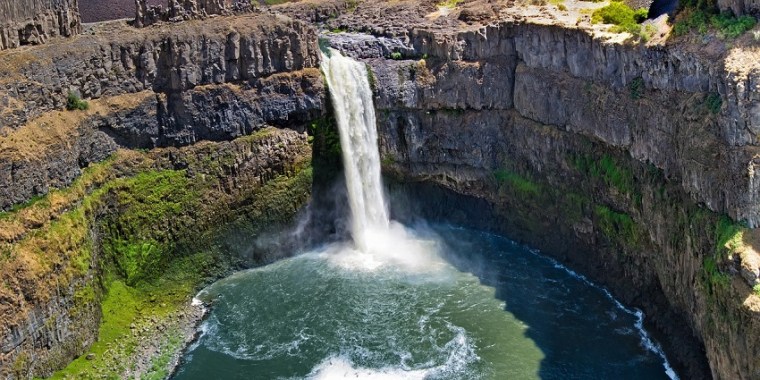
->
[134,0,254,27]
[0,13,322,378]
[0,14,323,211]
[2,1,760,379]
[0,0,81,50]
[324,17,760,380]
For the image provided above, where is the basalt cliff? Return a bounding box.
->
[1,0,760,379]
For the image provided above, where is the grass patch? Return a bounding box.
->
[754,283,760,296]
[100,170,199,286]
[494,169,541,197]
[390,52,403,60]
[714,215,744,256]
[571,153,637,197]
[702,256,730,294]
[699,215,744,296]
[50,249,222,380]
[594,205,639,247]
[592,1,648,34]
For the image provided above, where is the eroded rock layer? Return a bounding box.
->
[0,0,81,50]
[0,15,323,211]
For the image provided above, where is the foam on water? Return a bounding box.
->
[306,355,429,380]
[306,318,479,380]
[311,222,448,275]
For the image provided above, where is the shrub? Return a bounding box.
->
[629,77,644,100]
[592,2,649,34]
[711,12,756,38]
[66,91,89,111]
[754,283,760,296]
[706,92,722,114]
[673,8,756,38]
[390,52,402,60]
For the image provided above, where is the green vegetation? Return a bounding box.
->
[571,153,637,198]
[714,215,744,256]
[706,92,722,114]
[702,255,730,295]
[673,6,756,38]
[309,116,342,169]
[562,192,590,223]
[390,52,403,60]
[591,1,649,34]
[381,155,396,167]
[639,23,658,42]
[494,169,541,197]
[66,91,89,111]
[754,283,760,296]
[101,170,198,286]
[629,77,644,100]
[2,129,314,379]
[366,64,376,90]
[700,215,744,296]
[594,205,639,247]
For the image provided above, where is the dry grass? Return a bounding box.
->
[0,91,153,161]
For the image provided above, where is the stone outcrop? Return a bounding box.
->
[0,0,81,50]
[0,14,323,211]
[718,0,760,17]
[134,0,253,27]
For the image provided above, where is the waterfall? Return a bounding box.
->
[320,49,389,252]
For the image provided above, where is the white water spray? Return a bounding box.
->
[320,49,390,252]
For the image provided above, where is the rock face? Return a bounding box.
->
[0,15,323,211]
[718,0,760,17]
[321,9,760,379]
[134,0,253,27]
[0,0,81,50]
[0,127,313,379]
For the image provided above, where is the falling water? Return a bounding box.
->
[320,48,389,252]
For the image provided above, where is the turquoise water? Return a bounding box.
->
[172,224,674,379]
